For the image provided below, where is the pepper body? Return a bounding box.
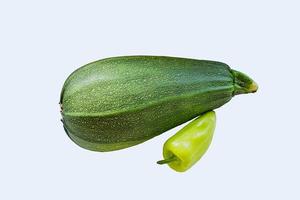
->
[158,111,216,172]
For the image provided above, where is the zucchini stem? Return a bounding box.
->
[231,69,258,95]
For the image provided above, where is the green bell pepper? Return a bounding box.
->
[157,111,216,172]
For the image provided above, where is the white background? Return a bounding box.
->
[1,0,299,199]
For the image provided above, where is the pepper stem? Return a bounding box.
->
[157,155,177,165]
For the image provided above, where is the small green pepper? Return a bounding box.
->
[157,111,216,172]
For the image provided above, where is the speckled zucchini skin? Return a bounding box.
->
[60,56,243,151]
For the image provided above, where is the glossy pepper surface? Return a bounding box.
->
[157,111,216,172]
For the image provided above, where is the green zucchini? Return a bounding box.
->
[60,56,257,152]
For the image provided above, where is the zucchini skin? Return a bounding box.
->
[60,56,236,151]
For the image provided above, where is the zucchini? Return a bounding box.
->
[60,56,257,151]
